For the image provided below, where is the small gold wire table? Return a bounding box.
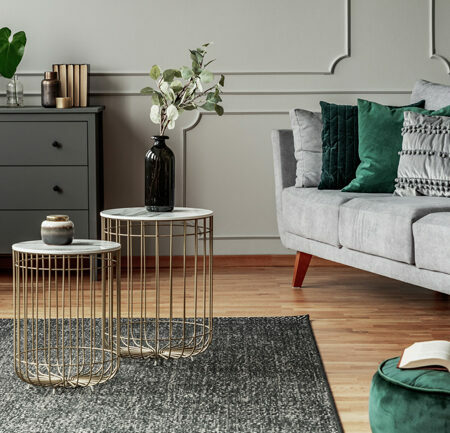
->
[12,239,121,388]
[100,207,213,360]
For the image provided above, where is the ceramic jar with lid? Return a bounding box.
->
[41,215,74,245]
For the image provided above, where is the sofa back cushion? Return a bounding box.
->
[411,79,450,110]
[289,108,322,187]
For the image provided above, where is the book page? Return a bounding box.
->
[400,341,450,368]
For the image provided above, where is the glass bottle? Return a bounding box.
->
[145,135,175,212]
[6,74,24,107]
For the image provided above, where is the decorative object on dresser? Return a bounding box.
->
[55,96,72,109]
[0,27,26,107]
[52,64,89,107]
[0,106,104,254]
[41,71,60,107]
[395,112,450,197]
[141,43,224,212]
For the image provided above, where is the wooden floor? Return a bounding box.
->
[1,261,449,433]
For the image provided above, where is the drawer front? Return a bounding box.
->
[0,210,89,253]
[0,166,88,210]
[0,121,87,165]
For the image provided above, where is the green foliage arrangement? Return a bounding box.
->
[141,43,224,135]
[0,27,26,79]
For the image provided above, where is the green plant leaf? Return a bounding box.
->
[170,80,183,92]
[215,104,224,116]
[200,101,215,111]
[202,42,211,47]
[219,74,225,87]
[140,86,154,95]
[192,63,201,75]
[199,69,213,83]
[0,28,26,79]
[180,66,194,80]
[152,92,162,105]
[162,69,180,83]
[190,49,203,65]
[206,92,220,103]
[183,104,197,111]
[149,65,161,80]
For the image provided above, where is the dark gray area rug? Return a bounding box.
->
[0,316,342,433]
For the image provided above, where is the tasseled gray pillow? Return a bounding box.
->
[395,111,450,197]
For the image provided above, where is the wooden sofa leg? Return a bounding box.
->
[292,252,312,288]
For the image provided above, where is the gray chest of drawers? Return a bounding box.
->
[0,106,104,253]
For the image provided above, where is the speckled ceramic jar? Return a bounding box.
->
[41,215,74,245]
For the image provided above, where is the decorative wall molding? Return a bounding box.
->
[181,111,287,240]
[429,0,450,74]
[10,89,411,97]
[14,0,350,77]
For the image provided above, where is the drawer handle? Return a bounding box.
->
[53,185,63,193]
[52,141,62,148]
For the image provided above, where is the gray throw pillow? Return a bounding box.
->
[394,111,450,197]
[289,108,322,187]
[411,79,450,110]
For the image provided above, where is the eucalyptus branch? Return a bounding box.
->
[141,43,225,135]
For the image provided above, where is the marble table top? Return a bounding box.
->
[12,239,121,255]
[100,207,213,221]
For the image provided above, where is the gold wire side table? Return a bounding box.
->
[100,207,213,360]
[12,239,121,388]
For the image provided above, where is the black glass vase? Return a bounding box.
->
[145,135,175,212]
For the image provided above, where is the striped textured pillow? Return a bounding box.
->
[395,111,450,197]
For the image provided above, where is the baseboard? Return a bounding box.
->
[121,255,340,268]
[0,254,341,270]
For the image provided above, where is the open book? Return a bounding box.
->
[398,341,450,371]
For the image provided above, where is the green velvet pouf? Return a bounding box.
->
[369,357,450,433]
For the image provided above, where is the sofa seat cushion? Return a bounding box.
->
[282,187,389,247]
[413,213,450,274]
[339,196,450,264]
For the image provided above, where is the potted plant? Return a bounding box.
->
[0,27,27,107]
[141,43,224,212]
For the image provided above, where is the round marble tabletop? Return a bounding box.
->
[12,239,121,255]
[100,207,213,221]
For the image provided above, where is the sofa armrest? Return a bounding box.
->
[272,129,296,243]
[272,129,296,191]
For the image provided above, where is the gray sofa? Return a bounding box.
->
[272,80,450,295]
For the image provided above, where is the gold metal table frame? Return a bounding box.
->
[12,240,121,388]
[101,207,213,360]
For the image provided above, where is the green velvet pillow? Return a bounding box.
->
[318,102,359,190]
[343,99,450,193]
[319,100,425,190]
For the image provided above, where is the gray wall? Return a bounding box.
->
[1,0,449,254]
